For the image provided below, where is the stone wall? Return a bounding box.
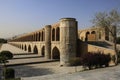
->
[88,44,115,66]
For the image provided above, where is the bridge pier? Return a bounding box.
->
[45,25,51,59]
[60,18,78,66]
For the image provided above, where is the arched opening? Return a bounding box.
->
[42,31,44,41]
[85,32,90,41]
[33,45,38,54]
[32,35,34,41]
[52,47,60,59]
[91,31,96,34]
[28,45,31,52]
[56,27,60,41]
[41,46,45,56]
[38,32,41,41]
[91,31,96,41]
[20,45,21,48]
[33,34,35,41]
[36,33,38,41]
[24,45,27,51]
[22,45,23,50]
[19,45,21,48]
[52,28,55,41]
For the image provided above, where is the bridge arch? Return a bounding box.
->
[91,31,96,41]
[28,45,31,52]
[24,44,27,51]
[33,45,38,54]
[22,44,24,50]
[52,47,60,59]
[85,31,90,41]
[19,44,21,49]
[41,46,45,56]
[91,31,96,34]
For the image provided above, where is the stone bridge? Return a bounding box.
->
[8,17,116,66]
[9,18,78,66]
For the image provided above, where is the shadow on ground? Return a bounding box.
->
[8,65,55,78]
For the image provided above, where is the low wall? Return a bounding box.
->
[88,44,116,66]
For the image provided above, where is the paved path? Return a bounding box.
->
[22,65,120,80]
[0,43,28,54]
[0,44,58,66]
[1,44,120,80]
[0,44,78,78]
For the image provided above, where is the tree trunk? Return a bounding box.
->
[113,36,118,65]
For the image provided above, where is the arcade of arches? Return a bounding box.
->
[8,18,116,66]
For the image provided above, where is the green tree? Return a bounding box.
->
[92,9,120,65]
[0,38,7,43]
[0,51,13,80]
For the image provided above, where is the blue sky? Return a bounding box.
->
[0,0,120,38]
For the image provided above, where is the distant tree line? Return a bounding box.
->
[0,38,7,43]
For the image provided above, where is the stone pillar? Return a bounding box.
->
[60,18,77,66]
[45,25,51,59]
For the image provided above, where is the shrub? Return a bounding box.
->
[117,51,120,63]
[81,52,111,70]
[0,51,13,59]
[3,68,15,79]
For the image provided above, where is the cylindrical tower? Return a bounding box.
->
[60,18,78,66]
[45,25,51,59]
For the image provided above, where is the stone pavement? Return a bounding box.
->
[1,43,120,80]
[0,44,57,66]
[0,44,83,78]
[0,43,28,54]
[21,65,120,80]
[8,61,83,78]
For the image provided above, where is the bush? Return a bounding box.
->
[81,52,111,70]
[117,37,120,44]
[0,51,13,60]
[117,51,120,63]
[3,68,15,79]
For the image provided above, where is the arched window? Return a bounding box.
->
[36,33,38,41]
[91,31,96,34]
[56,27,60,41]
[34,34,36,41]
[85,32,90,41]
[52,28,55,41]
[38,32,41,41]
[42,31,44,41]
[24,45,27,51]
[91,31,96,41]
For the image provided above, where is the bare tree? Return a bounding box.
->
[92,9,120,65]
